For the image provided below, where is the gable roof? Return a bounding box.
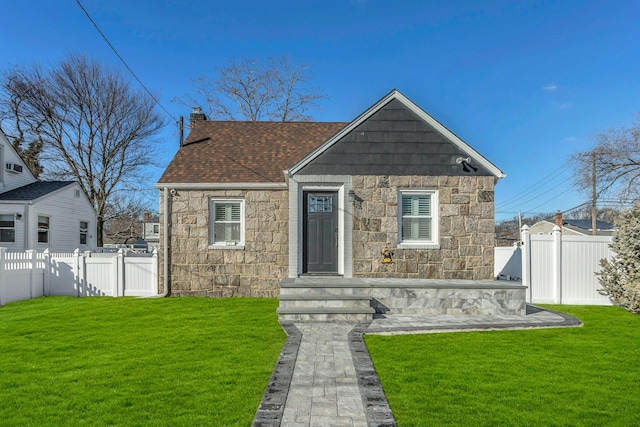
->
[0,181,75,201]
[157,121,347,185]
[289,89,506,178]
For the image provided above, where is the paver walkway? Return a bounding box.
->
[281,323,367,426]
[253,305,582,427]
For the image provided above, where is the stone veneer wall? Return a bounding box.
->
[351,175,495,280]
[160,189,288,297]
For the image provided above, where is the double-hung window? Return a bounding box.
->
[0,214,15,243]
[80,221,89,245]
[37,216,50,244]
[210,199,244,247]
[398,190,439,248]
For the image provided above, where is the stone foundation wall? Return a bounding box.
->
[351,175,495,280]
[160,189,288,297]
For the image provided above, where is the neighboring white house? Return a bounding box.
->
[0,130,97,251]
[528,211,615,237]
[142,212,160,250]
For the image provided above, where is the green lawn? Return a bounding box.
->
[366,305,640,426]
[0,297,285,427]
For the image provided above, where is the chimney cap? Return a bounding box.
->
[192,106,203,114]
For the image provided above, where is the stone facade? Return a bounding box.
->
[351,175,495,280]
[160,188,289,297]
[160,174,496,298]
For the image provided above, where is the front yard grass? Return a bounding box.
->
[366,305,640,426]
[0,297,284,426]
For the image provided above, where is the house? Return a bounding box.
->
[142,212,160,250]
[529,211,614,236]
[157,89,509,302]
[0,130,97,252]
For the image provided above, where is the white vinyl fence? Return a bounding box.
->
[495,225,614,306]
[0,247,158,306]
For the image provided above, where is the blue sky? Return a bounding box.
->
[1,0,639,220]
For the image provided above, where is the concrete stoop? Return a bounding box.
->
[277,277,528,322]
[277,279,375,322]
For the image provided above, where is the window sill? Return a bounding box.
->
[397,243,440,250]
[209,244,245,250]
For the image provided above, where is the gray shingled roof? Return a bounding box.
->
[564,219,614,231]
[0,181,75,201]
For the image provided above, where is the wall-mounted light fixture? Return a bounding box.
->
[348,190,356,203]
[15,213,22,220]
[456,156,478,173]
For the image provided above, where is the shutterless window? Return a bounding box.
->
[0,214,15,243]
[401,193,434,242]
[210,199,244,245]
[80,221,88,245]
[37,216,50,244]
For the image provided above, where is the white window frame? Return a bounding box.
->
[0,213,15,243]
[79,220,89,246]
[397,189,440,249]
[209,198,245,249]
[37,215,50,245]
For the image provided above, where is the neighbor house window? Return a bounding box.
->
[209,199,244,247]
[398,190,439,247]
[80,221,89,245]
[0,214,15,243]
[153,224,159,234]
[37,216,50,244]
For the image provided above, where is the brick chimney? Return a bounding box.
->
[144,212,150,223]
[190,106,206,128]
[555,210,563,231]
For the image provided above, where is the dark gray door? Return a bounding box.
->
[303,191,338,274]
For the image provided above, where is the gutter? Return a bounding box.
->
[146,186,170,298]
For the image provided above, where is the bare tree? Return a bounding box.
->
[0,81,45,178]
[102,193,151,244]
[572,115,640,202]
[176,55,325,122]
[0,54,165,247]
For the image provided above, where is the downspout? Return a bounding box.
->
[145,186,170,298]
[23,203,30,250]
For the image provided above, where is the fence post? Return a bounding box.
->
[552,225,562,304]
[117,249,125,297]
[521,225,531,303]
[27,250,36,298]
[73,249,81,298]
[0,247,6,306]
[43,249,50,296]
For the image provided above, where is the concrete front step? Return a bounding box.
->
[279,281,371,297]
[277,306,374,322]
[278,294,372,309]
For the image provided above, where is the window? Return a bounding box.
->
[153,224,159,234]
[80,221,88,245]
[210,199,244,247]
[398,190,438,247]
[0,214,15,243]
[37,216,50,244]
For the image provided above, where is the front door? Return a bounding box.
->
[303,191,338,274]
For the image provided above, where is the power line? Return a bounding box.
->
[496,165,571,212]
[75,0,177,122]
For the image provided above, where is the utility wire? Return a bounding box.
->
[75,0,177,122]
[496,165,571,212]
